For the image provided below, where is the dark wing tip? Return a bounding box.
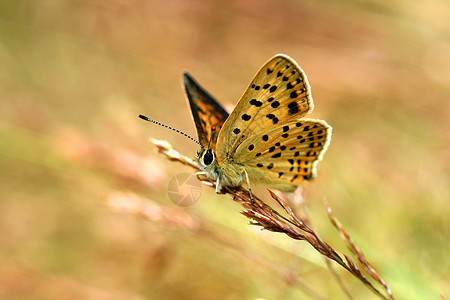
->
[182,71,194,85]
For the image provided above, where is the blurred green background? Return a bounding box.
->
[0,0,448,299]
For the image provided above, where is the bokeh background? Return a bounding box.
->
[0,0,449,299]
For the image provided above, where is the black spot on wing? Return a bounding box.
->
[288,102,300,115]
[250,99,263,107]
[271,101,280,108]
[241,114,251,121]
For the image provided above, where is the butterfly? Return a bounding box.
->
[182,54,332,193]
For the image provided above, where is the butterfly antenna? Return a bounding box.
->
[138,114,202,147]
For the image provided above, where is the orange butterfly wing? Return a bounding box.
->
[183,72,229,150]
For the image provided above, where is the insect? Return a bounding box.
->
[140,54,331,194]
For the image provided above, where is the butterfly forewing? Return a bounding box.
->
[216,54,314,156]
[183,72,229,149]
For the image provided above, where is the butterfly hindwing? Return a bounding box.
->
[216,54,314,156]
[234,119,331,191]
[183,72,229,149]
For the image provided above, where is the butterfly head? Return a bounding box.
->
[196,146,225,187]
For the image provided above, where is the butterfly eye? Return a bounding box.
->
[202,149,215,166]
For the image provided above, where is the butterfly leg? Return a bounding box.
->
[215,176,222,194]
[196,171,224,193]
[196,171,207,180]
[239,168,254,201]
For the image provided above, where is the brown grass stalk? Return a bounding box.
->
[151,139,394,300]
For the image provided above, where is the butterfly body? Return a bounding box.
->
[197,152,244,192]
[184,54,332,193]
